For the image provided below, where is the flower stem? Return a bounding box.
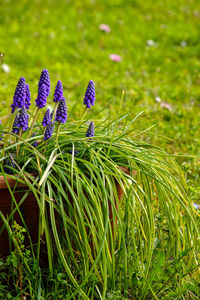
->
[52,102,59,121]
[17,128,22,156]
[2,112,16,159]
[55,122,61,142]
[77,107,87,129]
[27,107,39,139]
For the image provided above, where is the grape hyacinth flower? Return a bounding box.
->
[4,154,16,175]
[55,97,67,123]
[12,113,20,134]
[32,133,37,147]
[11,77,26,113]
[53,80,63,102]
[86,121,94,137]
[83,80,95,108]
[28,83,47,139]
[42,108,51,127]
[17,107,29,132]
[44,122,53,141]
[35,84,47,108]
[68,149,79,156]
[25,84,31,110]
[38,69,50,97]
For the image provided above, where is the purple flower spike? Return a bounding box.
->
[44,122,53,141]
[12,113,20,134]
[42,108,51,127]
[11,77,26,113]
[86,121,94,137]
[36,84,47,108]
[25,84,31,110]
[38,69,50,97]
[17,107,29,132]
[83,80,95,109]
[53,80,63,102]
[55,97,67,123]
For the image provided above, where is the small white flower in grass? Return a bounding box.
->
[155,96,161,103]
[1,63,10,73]
[147,39,155,47]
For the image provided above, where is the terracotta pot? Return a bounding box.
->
[0,167,130,258]
[0,176,39,258]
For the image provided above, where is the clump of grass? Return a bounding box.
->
[0,72,199,299]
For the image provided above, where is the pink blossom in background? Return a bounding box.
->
[99,24,111,33]
[160,101,172,111]
[109,54,122,62]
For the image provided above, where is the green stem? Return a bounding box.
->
[30,107,38,124]
[52,102,59,121]
[27,107,40,139]
[2,112,17,159]
[55,122,61,142]
[77,107,87,129]
[17,128,22,156]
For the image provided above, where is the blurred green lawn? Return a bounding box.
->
[0,0,200,199]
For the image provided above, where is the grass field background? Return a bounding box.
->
[0,0,200,201]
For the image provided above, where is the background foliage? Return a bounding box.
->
[0,0,200,198]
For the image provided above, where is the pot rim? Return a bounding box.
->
[0,174,35,189]
[0,167,131,190]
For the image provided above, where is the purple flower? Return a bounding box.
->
[86,121,94,137]
[17,107,29,132]
[55,97,67,123]
[4,154,16,174]
[42,108,51,127]
[11,77,26,113]
[32,133,37,147]
[12,113,20,134]
[25,84,31,110]
[83,80,95,109]
[38,69,50,97]
[44,122,53,141]
[53,80,63,102]
[36,84,47,108]
[193,203,200,210]
[68,149,79,156]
